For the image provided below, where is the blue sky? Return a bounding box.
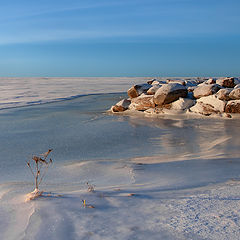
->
[0,0,239,77]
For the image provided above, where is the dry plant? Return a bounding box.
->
[82,199,95,209]
[25,149,53,201]
[86,182,95,192]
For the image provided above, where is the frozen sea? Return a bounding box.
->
[0,77,240,240]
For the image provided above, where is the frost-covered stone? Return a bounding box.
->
[127,84,152,98]
[154,83,187,106]
[152,80,160,85]
[216,77,235,88]
[147,85,161,95]
[111,99,131,112]
[234,78,240,85]
[185,80,199,88]
[167,79,186,86]
[229,88,240,100]
[216,88,232,101]
[129,94,155,111]
[170,98,196,110]
[205,78,216,84]
[225,100,240,113]
[147,79,157,85]
[190,95,226,115]
[193,84,220,99]
[234,84,240,89]
[187,86,197,92]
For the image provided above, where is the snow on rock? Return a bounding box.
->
[146,84,161,95]
[205,78,216,84]
[166,79,186,86]
[187,86,197,93]
[216,88,232,101]
[216,77,236,88]
[129,94,155,111]
[154,83,188,106]
[147,79,157,85]
[225,100,240,113]
[234,78,240,85]
[229,88,240,100]
[127,84,152,98]
[190,95,226,115]
[184,80,199,87]
[111,99,131,112]
[234,84,240,89]
[193,84,220,99]
[170,98,196,110]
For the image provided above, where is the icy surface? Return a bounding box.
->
[0,78,240,239]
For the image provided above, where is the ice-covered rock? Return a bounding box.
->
[193,84,220,99]
[187,86,197,93]
[170,98,196,110]
[234,84,240,89]
[216,88,232,101]
[127,84,152,98]
[111,99,131,112]
[234,78,240,85]
[190,95,226,115]
[154,83,188,106]
[185,80,199,88]
[229,88,240,100]
[205,78,216,84]
[167,79,186,86]
[129,94,155,111]
[225,100,240,113]
[147,79,157,85]
[152,80,160,85]
[216,77,235,88]
[146,84,161,95]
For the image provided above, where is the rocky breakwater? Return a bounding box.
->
[110,77,240,117]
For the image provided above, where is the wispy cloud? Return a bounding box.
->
[0,0,239,45]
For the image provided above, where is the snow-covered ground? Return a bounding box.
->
[0,77,149,109]
[0,78,240,239]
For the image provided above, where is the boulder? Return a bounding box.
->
[225,100,240,113]
[152,80,161,85]
[167,79,186,86]
[234,84,240,89]
[147,79,166,85]
[187,86,197,92]
[234,78,240,85]
[185,80,199,88]
[127,84,152,98]
[147,79,157,85]
[170,98,196,110]
[129,94,155,111]
[146,84,161,95]
[193,84,220,99]
[229,88,240,100]
[216,88,232,101]
[111,99,131,112]
[154,83,188,106]
[205,78,216,84]
[190,95,226,115]
[216,77,235,88]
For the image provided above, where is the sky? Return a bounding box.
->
[0,0,239,77]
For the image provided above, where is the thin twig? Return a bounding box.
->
[26,160,35,177]
[38,162,51,186]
